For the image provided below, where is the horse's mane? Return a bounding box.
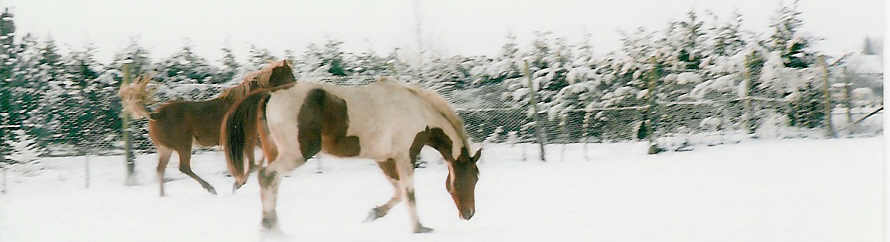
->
[379,77,472,151]
[218,60,293,101]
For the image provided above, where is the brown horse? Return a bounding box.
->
[118,60,296,196]
[221,78,481,233]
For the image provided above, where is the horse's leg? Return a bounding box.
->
[257,151,306,231]
[365,159,402,222]
[176,147,218,195]
[396,157,433,233]
[156,145,173,197]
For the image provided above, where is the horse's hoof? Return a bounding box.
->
[261,216,279,230]
[206,186,218,195]
[231,183,241,194]
[413,225,434,233]
[363,207,386,223]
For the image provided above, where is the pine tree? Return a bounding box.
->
[38,37,78,149]
[110,38,152,79]
[767,0,815,69]
[0,7,15,161]
[64,44,115,151]
[216,47,241,83]
[246,44,275,71]
[157,43,216,84]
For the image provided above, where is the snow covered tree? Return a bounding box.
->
[38,37,81,149]
[666,9,707,71]
[246,44,276,71]
[6,130,39,164]
[215,47,241,84]
[766,0,816,69]
[63,44,117,151]
[156,43,217,84]
[298,39,352,82]
[479,32,522,86]
[0,7,15,160]
[110,38,152,79]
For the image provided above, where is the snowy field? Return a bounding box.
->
[0,137,884,242]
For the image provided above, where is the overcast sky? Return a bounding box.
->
[5,0,886,63]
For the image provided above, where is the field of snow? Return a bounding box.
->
[0,137,884,242]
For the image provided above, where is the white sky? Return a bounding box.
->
[5,0,886,64]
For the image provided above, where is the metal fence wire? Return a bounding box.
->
[0,67,883,163]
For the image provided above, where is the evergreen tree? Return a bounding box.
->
[246,44,275,71]
[0,7,15,161]
[478,33,521,86]
[767,0,815,69]
[63,44,116,150]
[38,37,78,148]
[110,38,152,79]
[157,43,216,84]
[216,47,241,83]
[668,9,707,71]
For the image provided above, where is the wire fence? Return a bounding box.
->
[0,65,883,165]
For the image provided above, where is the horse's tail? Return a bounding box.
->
[222,89,273,187]
[118,74,156,119]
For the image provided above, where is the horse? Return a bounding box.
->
[118,60,296,196]
[221,77,481,233]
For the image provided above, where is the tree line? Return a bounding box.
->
[0,1,880,162]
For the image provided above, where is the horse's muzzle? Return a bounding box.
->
[460,209,475,220]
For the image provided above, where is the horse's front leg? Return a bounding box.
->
[365,159,402,222]
[396,157,433,233]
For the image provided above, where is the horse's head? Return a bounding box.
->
[117,73,156,118]
[446,147,481,220]
[268,60,296,87]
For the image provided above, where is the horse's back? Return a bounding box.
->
[149,100,228,147]
[266,81,439,160]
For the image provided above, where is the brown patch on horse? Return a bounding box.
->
[376,159,399,180]
[297,88,361,159]
[406,189,416,203]
[410,127,455,164]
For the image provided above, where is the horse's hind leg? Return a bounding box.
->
[365,159,402,222]
[176,148,217,195]
[395,157,433,233]
[257,151,306,231]
[156,146,173,197]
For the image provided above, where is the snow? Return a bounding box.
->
[0,137,884,242]
[847,54,883,74]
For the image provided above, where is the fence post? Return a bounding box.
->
[84,154,90,189]
[646,57,661,154]
[121,62,138,185]
[1,162,6,194]
[843,66,853,130]
[819,56,836,138]
[742,53,754,134]
[523,60,546,162]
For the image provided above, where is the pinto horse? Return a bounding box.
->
[118,60,295,196]
[222,78,481,233]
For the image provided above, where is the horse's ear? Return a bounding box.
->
[138,74,152,87]
[471,148,482,163]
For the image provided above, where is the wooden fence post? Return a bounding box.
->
[742,53,754,134]
[523,61,546,162]
[121,62,138,185]
[843,67,853,129]
[819,56,836,138]
[1,163,6,194]
[646,57,661,154]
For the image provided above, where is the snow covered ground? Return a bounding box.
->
[0,137,884,242]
